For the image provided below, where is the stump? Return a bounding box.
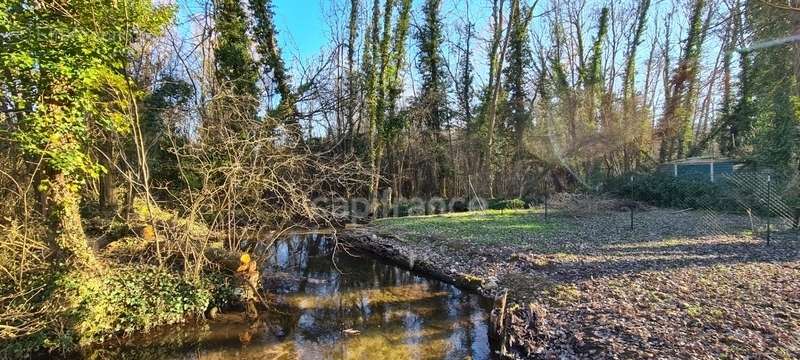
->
[236,253,260,321]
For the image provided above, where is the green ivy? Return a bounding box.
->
[0,0,175,182]
[60,266,212,346]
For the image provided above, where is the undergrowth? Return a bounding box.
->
[1,263,230,358]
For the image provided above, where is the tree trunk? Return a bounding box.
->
[346,0,359,154]
[99,142,116,209]
[486,0,512,198]
[48,172,97,269]
[793,1,800,96]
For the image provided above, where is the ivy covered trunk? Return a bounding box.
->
[48,172,97,269]
[99,142,117,209]
[794,5,800,96]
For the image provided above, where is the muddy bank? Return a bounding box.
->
[344,206,800,359]
[341,229,542,359]
[340,231,488,293]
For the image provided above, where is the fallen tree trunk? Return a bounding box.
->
[340,230,485,291]
[340,229,547,359]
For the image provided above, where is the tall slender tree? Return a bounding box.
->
[457,14,476,129]
[622,0,652,100]
[214,0,260,121]
[365,0,382,211]
[345,0,360,153]
[364,0,413,211]
[484,0,512,198]
[747,1,800,172]
[584,7,609,92]
[583,6,609,130]
[659,0,707,161]
[503,0,535,154]
[620,0,651,170]
[416,0,450,195]
[248,0,300,139]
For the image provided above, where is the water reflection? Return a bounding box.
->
[88,234,494,359]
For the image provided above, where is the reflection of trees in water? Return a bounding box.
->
[104,234,492,359]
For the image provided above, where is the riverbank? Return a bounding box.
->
[76,233,496,359]
[345,205,800,358]
[0,200,246,358]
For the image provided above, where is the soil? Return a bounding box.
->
[342,204,800,359]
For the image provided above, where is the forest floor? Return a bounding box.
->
[366,203,800,359]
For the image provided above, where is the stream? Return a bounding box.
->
[89,233,495,359]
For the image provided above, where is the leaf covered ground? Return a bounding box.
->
[370,205,800,359]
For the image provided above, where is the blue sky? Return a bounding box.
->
[271,0,327,62]
[174,0,494,66]
[268,0,494,65]
[172,0,706,108]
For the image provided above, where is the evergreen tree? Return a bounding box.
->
[747,1,799,172]
[248,0,300,139]
[456,18,475,129]
[720,52,754,156]
[214,0,260,120]
[141,77,194,186]
[503,1,534,154]
[416,0,450,195]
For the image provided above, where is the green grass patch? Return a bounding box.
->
[372,209,560,246]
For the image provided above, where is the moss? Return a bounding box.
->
[131,198,211,240]
[461,274,484,287]
[49,176,99,269]
[685,304,702,318]
[102,236,151,259]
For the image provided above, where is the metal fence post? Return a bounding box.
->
[766,174,771,245]
[544,192,549,222]
[630,206,634,231]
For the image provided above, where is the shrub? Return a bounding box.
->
[606,174,732,211]
[390,201,424,217]
[2,264,222,356]
[451,199,469,212]
[61,265,212,346]
[488,198,527,210]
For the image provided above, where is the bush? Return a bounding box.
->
[606,174,731,211]
[451,199,469,213]
[1,264,221,357]
[386,198,470,217]
[389,201,423,217]
[62,265,212,346]
[488,198,527,210]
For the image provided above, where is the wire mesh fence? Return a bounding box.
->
[625,171,800,243]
